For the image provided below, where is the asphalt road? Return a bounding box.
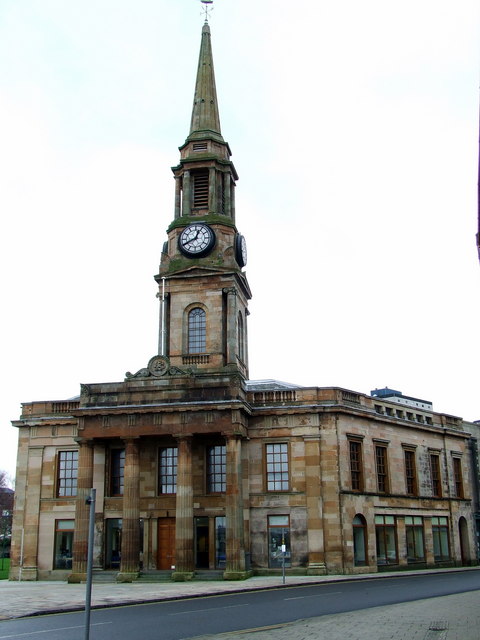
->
[1,570,480,640]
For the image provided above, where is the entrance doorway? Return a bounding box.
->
[195,517,209,569]
[157,518,176,570]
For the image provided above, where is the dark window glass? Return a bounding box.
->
[54,520,74,569]
[375,446,389,493]
[404,449,417,495]
[207,445,226,493]
[353,514,367,566]
[110,449,125,496]
[159,447,177,494]
[188,308,206,353]
[453,457,464,498]
[266,443,289,491]
[430,454,442,497]
[349,440,363,491]
[57,451,78,497]
[268,515,291,568]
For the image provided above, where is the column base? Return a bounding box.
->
[117,572,139,583]
[306,563,327,576]
[223,570,253,581]
[172,571,195,582]
[68,572,87,583]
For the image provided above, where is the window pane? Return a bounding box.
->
[57,451,78,497]
[207,445,226,493]
[266,443,289,492]
[188,308,206,353]
[159,447,177,494]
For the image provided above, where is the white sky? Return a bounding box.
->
[1,0,479,483]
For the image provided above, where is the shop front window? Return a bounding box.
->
[375,515,397,565]
[432,517,450,561]
[353,514,367,566]
[268,515,291,568]
[406,516,425,563]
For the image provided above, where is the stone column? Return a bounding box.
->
[224,434,248,579]
[69,439,94,583]
[305,436,326,574]
[174,176,181,219]
[209,167,215,212]
[18,446,43,580]
[223,287,237,366]
[173,435,194,580]
[182,170,191,217]
[224,173,231,218]
[118,438,140,581]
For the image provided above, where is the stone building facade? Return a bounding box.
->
[9,21,478,581]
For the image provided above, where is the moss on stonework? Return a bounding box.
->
[167,214,236,232]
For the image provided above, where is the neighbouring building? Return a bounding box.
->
[9,20,478,581]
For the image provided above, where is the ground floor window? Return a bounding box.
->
[375,515,398,565]
[432,516,450,561]
[405,516,425,563]
[105,518,122,569]
[215,516,226,569]
[353,514,367,566]
[54,520,74,569]
[268,515,291,568]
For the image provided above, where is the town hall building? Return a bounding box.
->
[9,19,478,581]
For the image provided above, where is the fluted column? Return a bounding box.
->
[118,438,140,581]
[173,435,194,580]
[224,434,247,579]
[174,176,182,219]
[69,439,94,582]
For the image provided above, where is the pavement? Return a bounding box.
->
[0,568,479,640]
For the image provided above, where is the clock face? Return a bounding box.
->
[178,223,215,257]
[235,234,247,267]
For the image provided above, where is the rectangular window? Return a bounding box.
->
[375,445,389,493]
[158,447,177,494]
[57,451,78,497]
[375,515,398,565]
[349,439,363,492]
[405,516,425,563]
[268,515,291,568]
[54,519,74,569]
[404,449,417,496]
[453,457,464,498]
[105,518,122,569]
[432,517,450,561]
[430,454,442,497]
[207,445,226,493]
[110,449,125,496]
[266,443,289,491]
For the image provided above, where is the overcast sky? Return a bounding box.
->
[1,0,479,482]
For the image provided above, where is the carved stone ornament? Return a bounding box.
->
[148,355,170,377]
[125,355,193,380]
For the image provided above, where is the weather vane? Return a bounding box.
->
[199,0,214,22]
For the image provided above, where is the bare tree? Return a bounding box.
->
[0,470,13,568]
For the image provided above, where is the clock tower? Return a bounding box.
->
[154,20,251,379]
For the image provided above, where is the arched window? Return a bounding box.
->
[353,514,367,566]
[188,307,206,353]
[237,311,244,362]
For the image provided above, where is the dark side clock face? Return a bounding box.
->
[235,233,247,267]
[178,223,215,257]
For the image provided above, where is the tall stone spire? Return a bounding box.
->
[189,22,222,140]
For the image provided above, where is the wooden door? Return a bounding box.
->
[157,518,176,570]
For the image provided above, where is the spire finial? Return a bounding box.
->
[199,0,214,23]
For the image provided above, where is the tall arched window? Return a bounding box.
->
[237,311,244,362]
[353,514,367,566]
[188,307,206,353]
